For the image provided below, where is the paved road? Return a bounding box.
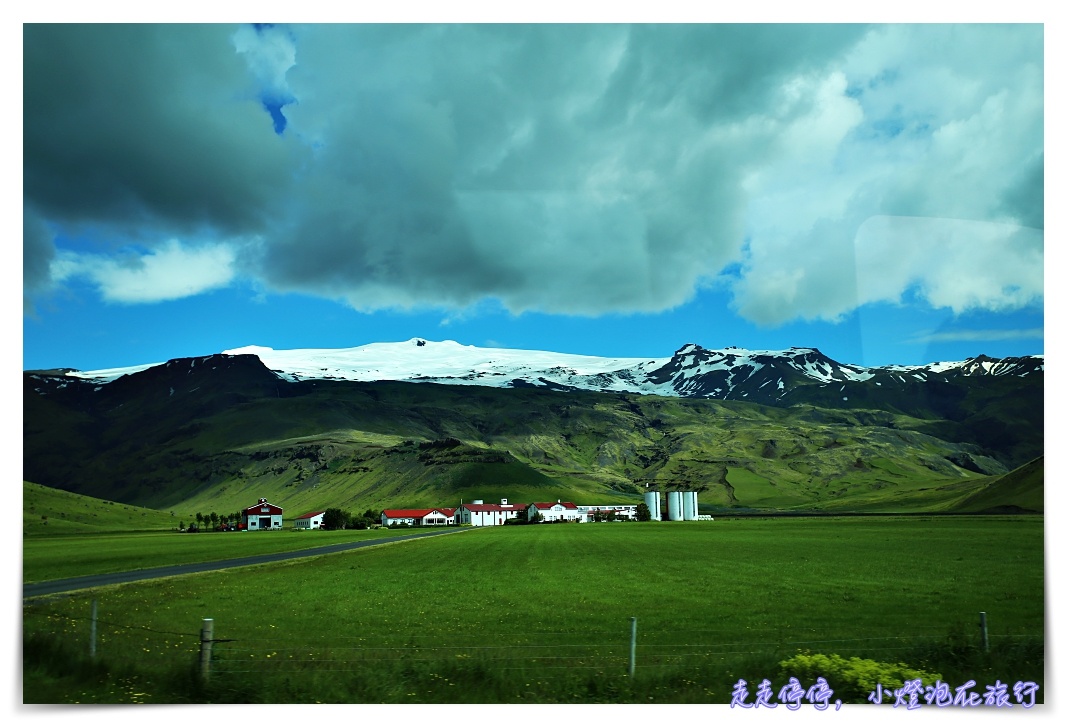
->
[23,528,466,599]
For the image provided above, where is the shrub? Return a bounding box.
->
[777,652,942,701]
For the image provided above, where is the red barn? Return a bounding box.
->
[242,498,283,530]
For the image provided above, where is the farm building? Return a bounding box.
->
[381,508,457,526]
[293,511,327,529]
[456,499,527,526]
[577,504,638,522]
[242,498,283,530]
[528,500,580,522]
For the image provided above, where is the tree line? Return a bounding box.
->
[322,508,380,530]
[181,511,242,532]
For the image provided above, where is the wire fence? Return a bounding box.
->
[24,600,1043,680]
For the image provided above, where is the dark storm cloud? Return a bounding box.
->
[23,24,298,237]
[23,24,1043,320]
[252,24,874,314]
[23,205,55,313]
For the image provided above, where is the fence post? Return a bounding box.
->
[979,612,989,653]
[629,617,637,678]
[200,618,214,681]
[89,599,97,659]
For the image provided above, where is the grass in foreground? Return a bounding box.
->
[23,518,1043,704]
[23,526,451,583]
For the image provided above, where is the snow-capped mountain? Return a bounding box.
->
[54,338,1042,406]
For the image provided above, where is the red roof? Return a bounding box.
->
[531,502,578,509]
[438,508,456,517]
[294,511,326,520]
[383,509,434,518]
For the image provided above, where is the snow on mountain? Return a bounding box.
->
[224,339,674,393]
[63,338,1043,402]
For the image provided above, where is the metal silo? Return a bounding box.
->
[666,491,683,521]
[687,491,699,520]
[644,490,661,521]
[682,491,696,520]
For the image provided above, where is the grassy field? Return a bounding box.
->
[23,481,178,535]
[23,527,450,583]
[23,517,1044,704]
[22,481,452,583]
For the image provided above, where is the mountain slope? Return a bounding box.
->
[25,345,1038,517]
[44,339,1042,470]
[951,456,1044,514]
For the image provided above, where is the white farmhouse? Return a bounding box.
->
[293,511,326,529]
[456,499,526,526]
[528,500,580,522]
[381,508,457,526]
[577,504,638,522]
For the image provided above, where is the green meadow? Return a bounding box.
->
[23,517,1044,704]
[23,527,449,583]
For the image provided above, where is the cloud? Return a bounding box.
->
[251,24,870,315]
[906,328,1044,345]
[23,205,56,314]
[729,24,1043,325]
[854,216,1042,314]
[52,240,238,304]
[23,24,1043,323]
[23,24,298,235]
[232,24,297,133]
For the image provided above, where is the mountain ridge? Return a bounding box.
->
[24,340,1043,515]
[41,338,1043,408]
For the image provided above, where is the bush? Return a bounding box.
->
[322,508,350,530]
[777,652,942,701]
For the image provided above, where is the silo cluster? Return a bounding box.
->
[645,488,700,521]
[643,490,662,521]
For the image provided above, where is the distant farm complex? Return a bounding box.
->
[380,490,711,527]
[239,490,712,530]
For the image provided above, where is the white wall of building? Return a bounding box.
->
[529,502,580,522]
[294,513,325,529]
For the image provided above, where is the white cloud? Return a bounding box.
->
[907,328,1044,345]
[729,24,1043,325]
[231,24,296,102]
[854,216,1042,314]
[52,240,238,304]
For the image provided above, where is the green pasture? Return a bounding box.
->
[23,517,1044,704]
[23,481,177,535]
[22,527,451,584]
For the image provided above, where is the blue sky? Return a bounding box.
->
[22,21,1046,372]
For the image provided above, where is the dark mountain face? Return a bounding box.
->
[646,345,870,401]
[24,355,292,504]
[23,344,1043,510]
[641,345,1043,422]
[26,353,284,408]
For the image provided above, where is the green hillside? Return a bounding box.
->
[23,482,178,536]
[951,456,1044,514]
[25,375,1029,518]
